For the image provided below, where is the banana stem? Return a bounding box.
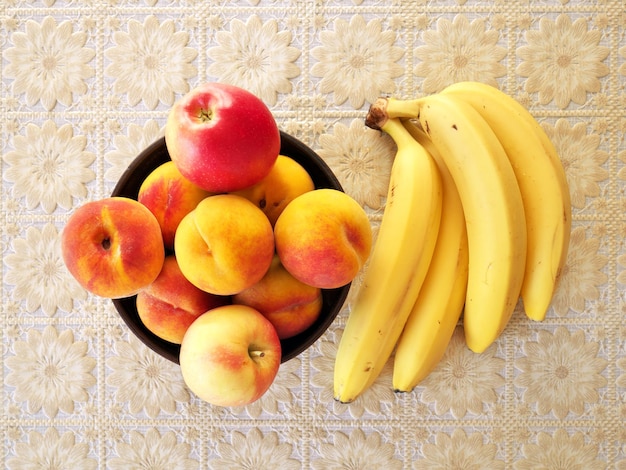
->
[385,98,421,120]
[365,98,390,130]
[366,97,423,130]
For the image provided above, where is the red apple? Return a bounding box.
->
[61,197,165,299]
[179,305,282,407]
[165,82,280,193]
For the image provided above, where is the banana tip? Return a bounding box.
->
[333,395,354,404]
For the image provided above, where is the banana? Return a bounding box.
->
[440,81,571,321]
[333,116,442,403]
[380,93,527,353]
[392,120,469,392]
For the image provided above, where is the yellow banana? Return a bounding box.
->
[392,120,469,392]
[380,93,527,353]
[441,81,571,321]
[333,117,442,403]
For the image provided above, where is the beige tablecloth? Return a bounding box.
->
[1,0,624,467]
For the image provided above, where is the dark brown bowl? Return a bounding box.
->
[111,132,349,364]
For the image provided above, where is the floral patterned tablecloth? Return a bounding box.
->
[1,0,624,468]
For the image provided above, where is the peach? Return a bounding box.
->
[61,197,165,299]
[231,155,315,226]
[174,194,275,296]
[179,304,281,407]
[233,255,323,339]
[136,255,230,344]
[138,161,212,250]
[274,189,372,289]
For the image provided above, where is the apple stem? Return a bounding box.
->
[197,108,213,122]
[249,350,266,359]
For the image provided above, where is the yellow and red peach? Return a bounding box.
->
[231,155,315,226]
[274,189,372,289]
[136,255,230,344]
[174,194,275,296]
[138,161,211,250]
[233,255,323,339]
[61,197,165,299]
[179,304,282,407]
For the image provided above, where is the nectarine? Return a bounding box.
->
[61,197,165,299]
[231,155,315,226]
[174,194,275,296]
[138,161,211,250]
[233,255,323,339]
[274,189,372,289]
[136,255,230,344]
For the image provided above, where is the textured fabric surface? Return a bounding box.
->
[1,0,624,467]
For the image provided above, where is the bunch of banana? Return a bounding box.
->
[333,82,571,401]
[333,117,443,404]
[382,92,528,356]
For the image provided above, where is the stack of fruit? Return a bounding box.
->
[333,81,572,404]
[62,83,372,407]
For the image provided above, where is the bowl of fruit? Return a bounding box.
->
[62,83,372,407]
[110,130,356,363]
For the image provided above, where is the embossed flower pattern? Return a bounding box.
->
[514,327,607,419]
[550,226,608,316]
[517,15,609,109]
[5,325,96,418]
[4,16,95,110]
[104,120,163,182]
[106,337,190,418]
[311,15,404,109]
[420,327,505,418]
[419,428,505,469]
[318,119,393,210]
[312,428,402,469]
[514,428,605,469]
[105,16,197,109]
[208,15,301,106]
[7,428,97,470]
[109,428,197,469]
[213,428,300,469]
[542,118,608,209]
[4,121,95,213]
[415,14,507,93]
[5,224,86,316]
